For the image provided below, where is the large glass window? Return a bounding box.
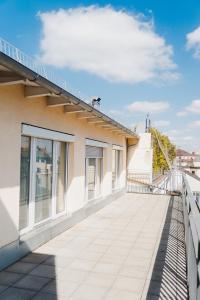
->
[87,158,96,200]
[19,134,68,232]
[96,158,102,197]
[112,149,121,189]
[86,146,103,201]
[56,142,66,214]
[35,138,53,223]
[19,136,31,230]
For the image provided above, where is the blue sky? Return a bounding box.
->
[1,0,200,151]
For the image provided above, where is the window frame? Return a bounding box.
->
[20,135,69,235]
[85,146,103,202]
[112,149,122,190]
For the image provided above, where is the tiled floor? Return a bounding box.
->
[0,193,187,300]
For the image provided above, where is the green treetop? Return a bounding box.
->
[150,128,176,174]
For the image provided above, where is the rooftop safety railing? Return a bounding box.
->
[182,173,200,300]
[0,37,68,89]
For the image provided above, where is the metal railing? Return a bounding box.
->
[0,37,67,89]
[127,171,152,184]
[127,171,171,194]
[182,174,200,300]
[193,191,200,209]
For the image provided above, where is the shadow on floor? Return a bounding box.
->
[0,252,58,300]
[146,196,188,300]
[0,197,58,300]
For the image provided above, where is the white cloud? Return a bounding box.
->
[154,120,170,127]
[127,101,169,113]
[39,6,177,83]
[186,99,200,114]
[176,111,187,117]
[187,26,200,58]
[189,120,200,128]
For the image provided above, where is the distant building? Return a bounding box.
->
[176,148,200,177]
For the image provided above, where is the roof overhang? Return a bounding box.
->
[0,51,138,139]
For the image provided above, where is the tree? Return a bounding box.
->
[150,128,176,174]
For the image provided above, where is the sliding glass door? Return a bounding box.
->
[19,136,31,230]
[87,158,96,200]
[35,138,53,223]
[19,135,68,232]
[112,149,121,190]
[86,146,103,201]
[56,142,66,214]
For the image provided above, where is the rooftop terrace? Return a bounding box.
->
[0,193,187,300]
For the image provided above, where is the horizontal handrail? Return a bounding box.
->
[0,37,67,89]
[182,172,200,299]
[127,171,175,194]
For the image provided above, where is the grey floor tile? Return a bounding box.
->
[21,253,49,264]
[0,271,23,286]
[5,262,37,274]
[0,285,9,293]
[0,287,36,300]
[30,264,57,279]
[14,275,51,291]
[32,291,64,300]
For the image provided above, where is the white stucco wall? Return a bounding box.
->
[0,85,127,249]
[127,133,153,183]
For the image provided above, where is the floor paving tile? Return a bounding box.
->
[83,272,116,288]
[21,253,49,264]
[76,250,103,262]
[92,262,121,275]
[70,283,108,300]
[0,287,36,300]
[56,268,89,284]
[105,288,141,300]
[14,275,51,291]
[112,276,145,294]
[69,259,96,271]
[5,262,37,274]
[30,264,60,278]
[42,279,79,297]
[100,253,126,264]
[119,265,147,279]
[42,256,73,268]
[32,291,65,300]
[0,285,9,293]
[0,271,23,286]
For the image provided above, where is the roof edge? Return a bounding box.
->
[0,52,138,139]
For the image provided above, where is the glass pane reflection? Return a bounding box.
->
[88,158,96,200]
[19,136,31,230]
[56,142,66,214]
[35,138,53,223]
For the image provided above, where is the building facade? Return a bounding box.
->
[176,148,200,177]
[0,45,138,269]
